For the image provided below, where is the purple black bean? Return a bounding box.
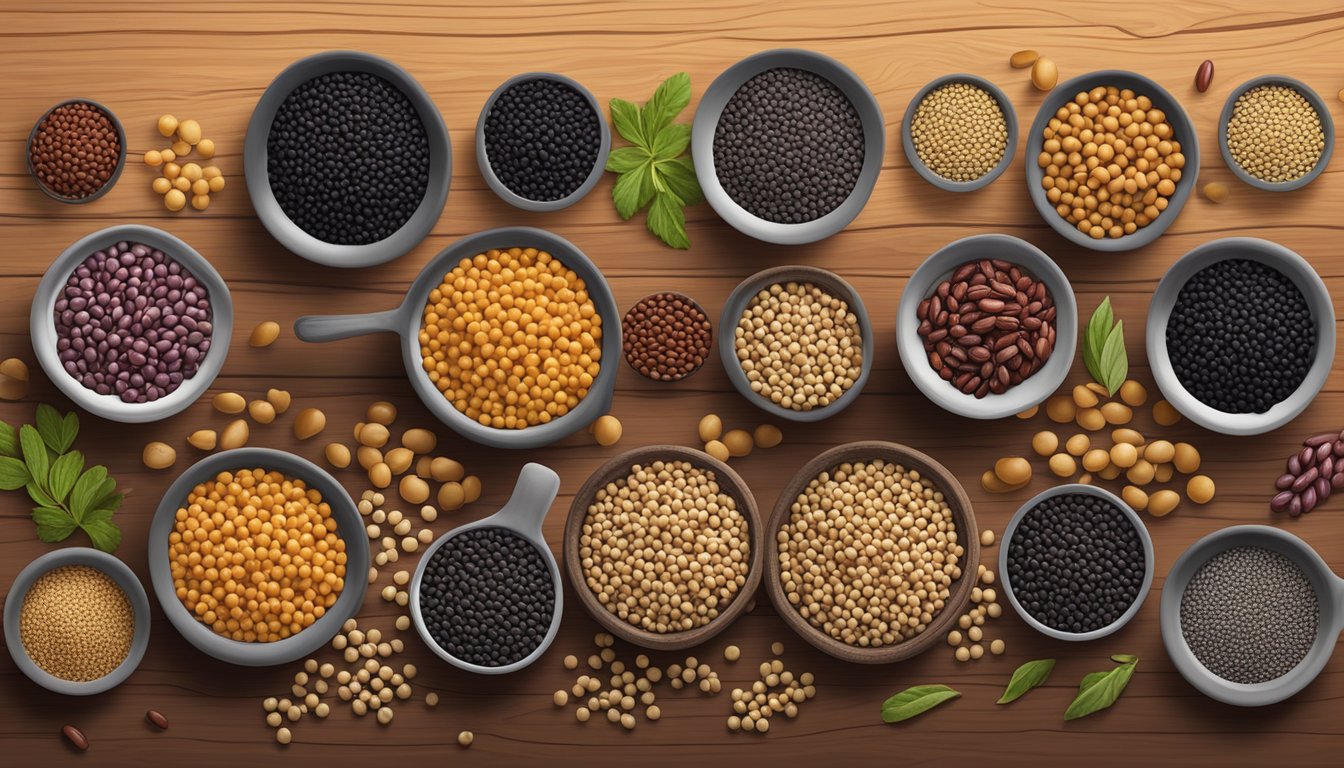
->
[1270,428,1344,516]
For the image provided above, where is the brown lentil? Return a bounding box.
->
[1226,85,1325,183]
[909,82,1009,182]
[29,102,122,199]
[20,565,134,681]
[622,292,712,381]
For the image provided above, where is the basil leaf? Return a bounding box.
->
[35,404,69,452]
[1083,296,1113,380]
[1078,671,1108,694]
[998,658,1056,704]
[658,156,704,207]
[19,424,48,485]
[0,420,17,457]
[47,450,84,503]
[80,516,122,553]
[70,465,109,522]
[641,72,691,136]
[612,165,651,220]
[33,507,77,542]
[647,191,690,250]
[0,456,31,490]
[606,146,650,174]
[1065,660,1137,720]
[650,123,690,162]
[1111,653,1138,664]
[1099,319,1128,395]
[881,684,961,723]
[609,97,646,149]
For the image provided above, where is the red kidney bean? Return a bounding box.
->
[1273,431,1344,515]
[1315,476,1331,501]
[1271,490,1295,512]
[1292,467,1317,493]
[146,710,169,730]
[1304,432,1335,447]
[62,725,88,751]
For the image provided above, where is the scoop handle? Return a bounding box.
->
[492,463,561,540]
[293,308,402,342]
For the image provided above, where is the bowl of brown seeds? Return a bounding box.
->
[1218,75,1334,192]
[902,74,1018,192]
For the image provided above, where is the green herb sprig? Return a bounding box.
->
[0,404,123,551]
[1082,297,1128,395]
[1065,654,1138,720]
[880,684,961,723]
[997,658,1056,704]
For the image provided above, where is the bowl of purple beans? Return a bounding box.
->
[29,224,232,423]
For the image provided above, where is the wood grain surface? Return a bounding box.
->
[2,1,1343,765]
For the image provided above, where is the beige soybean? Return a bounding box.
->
[187,429,217,451]
[1048,453,1077,477]
[1122,485,1149,511]
[1226,85,1325,183]
[698,414,723,442]
[249,321,280,348]
[401,428,436,454]
[993,457,1032,486]
[1148,489,1181,517]
[1173,443,1201,473]
[248,399,277,425]
[367,401,397,425]
[294,408,326,440]
[1153,400,1182,426]
[213,391,245,414]
[1031,431,1059,457]
[909,81,1009,182]
[723,429,753,457]
[143,441,177,469]
[220,419,249,450]
[266,388,292,414]
[1065,434,1090,456]
[753,424,783,449]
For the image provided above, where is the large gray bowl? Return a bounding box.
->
[719,265,873,421]
[30,224,233,423]
[1218,75,1334,192]
[901,74,1018,192]
[896,234,1077,419]
[1146,237,1334,436]
[1161,525,1344,706]
[691,49,885,245]
[294,227,619,449]
[475,72,611,212]
[1025,70,1199,252]
[244,50,451,268]
[26,98,126,204]
[147,448,369,666]
[4,547,151,695]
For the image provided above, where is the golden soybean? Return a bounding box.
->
[188,429,217,451]
[1173,442,1201,473]
[294,408,326,440]
[1187,475,1216,504]
[1065,434,1090,456]
[1048,453,1077,477]
[220,419,249,449]
[723,429,753,457]
[143,441,177,469]
[994,457,1032,486]
[1153,400,1182,426]
[698,414,723,442]
[1031,430,1059,457]
[1045,395,1076,423]
[1148,489,1181,517]
[1119,379,1148,406]
[1100,402,1132,425]
[1122,485,1149,511]
[753,424,783,449]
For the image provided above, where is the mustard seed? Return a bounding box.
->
[19,565,134,681]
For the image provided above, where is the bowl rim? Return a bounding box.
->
[475,71,612,212]
[26,97,127,204]
[1217,75,1335,192]
[690,47,885,245]
[621,290,714,382]
[562,445,763,651]
[1145,236,1335,436]
[718,264,874,422]
[29,224,234,423]
[998,483,1155,642]
[3,547,151,695]
[243,49,452,268]
[146,448,369,666]
[764,441,979,663]
[901,73,1019,192]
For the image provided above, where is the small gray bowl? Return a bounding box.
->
[901,74,1018,192]
[896,234,1077,419]
[29,224,234,423]
[999,484,1155,642]
[147,448,369,666]
[691,49,885,245]
[4,548,151,695]
[1146,237,1334,436]
[244,50,451,268]
[719,265,873,421]
[1161,525,1344,706]
[294,227,619,449]
[1218,75,1334,192]
[475,72,611,212]
[410,463,563,674]
[26,98,126,204]
[1025,70,1200,252]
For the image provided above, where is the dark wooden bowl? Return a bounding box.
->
[764,441,980,664]
[564,445,763,651]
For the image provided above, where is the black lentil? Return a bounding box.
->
[712,67,864,224]
[1166,258,1315,414]
[418,527,554,667]
[1005,493,1145,634]
[267,71,430,245]
[483,77,601,202]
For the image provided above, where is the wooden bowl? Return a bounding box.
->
[764,441,979,664]
[564,445,763,651]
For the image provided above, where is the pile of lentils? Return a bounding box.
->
[267,71,430,244]
[1226,85,1326,183]
[483,77,601,202]
[20,565,134,682]
[1166,258,1315,414]
[28,101,122,199]
[1179,546,1319,684]
[909,82,1009,182]
[622,292,712,381]
[1005,492,1146,634]
[55,241,213,403]
[418,526,555,667]
[713,68,864,223]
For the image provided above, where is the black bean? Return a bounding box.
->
[483,77,601,202]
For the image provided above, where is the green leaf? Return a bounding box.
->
[998,659,1056,704]
[650,123,691,161]
[80,516,121,553]
[641,72,691,136]
[1078,671,1108,694]
[33,507,77,542]
[647,191,690,249]
[612,165,652,220]
[1083,297,1113,382]
[92,476,120,508]
[881,685,961,723]
[658,156,704,207]
[1099,320,1128,395]
[35,404,66,452]
[0,456,30,490]
[60,411,79,453]
[609,97,647,149]
[0,420,17,457]
[1065,660,1137,720]
[1110,653,1138,665]
[606,146,650,174]
[19,424,48,485]
[26,481,58,508]
[46,450,84,503]
[69,465,109,522]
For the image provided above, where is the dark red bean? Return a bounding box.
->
[1302,486,1318,512]
[1275,472,1296,490]
[62,725,88,751]
[1288,456,1302,475]
[1270,490,1295,513]
[1289,496,1303,516]
[1292,467,1318,493]
[146,710,168,730]
[1304,433,1335,447]
[1315,476,1331,501]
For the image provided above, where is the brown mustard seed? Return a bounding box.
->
[20,565,134,681]
[28,101,122,199]
[622,292,713,381]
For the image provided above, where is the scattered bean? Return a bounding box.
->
[294,408,326,440]
[187,429,217,451]
[213,391,245,414]
[220,418,249,450]
[250,321,280,348]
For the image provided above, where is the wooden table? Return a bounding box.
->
[2,1,1342,765]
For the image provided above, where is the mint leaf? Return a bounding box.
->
[881,685,961,723]
[658,156,704,207]
[80,515,121,553]
[650,122,690,162]
[609,97,646,149]
[0,456,30,490]
[613,164,651,220]
[19,424,48,485]
[606,146,650,174]
[641,72,691,136]
[70,465,109,522]
[47,450,84,502]
[0,421,17,457]
[33,507,77,542]
[647,191,690,249]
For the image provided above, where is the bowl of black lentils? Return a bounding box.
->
[1146,237,1334,436]
[1000,484,1154,642]
[476,72,610,212]
[244,50,451,268]
[1161,525,1342,706]
[29,224,233,423]
[692,49,884,244]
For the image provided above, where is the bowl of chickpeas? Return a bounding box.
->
[148,448,369,666]
[294,226,620,449]
[1025,70,1199,252]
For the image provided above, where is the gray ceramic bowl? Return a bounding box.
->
[410,463,563,674]
[294,227,619,449]
[719,265,873,421]
[26,98,126,204]
[475,72,611,211]
[147,448,369,666]
[999,484,1155,642]
[1161,525,1344,706]
[4,548,151,695]
[29,224,233,423]
[896,234,1077,419]
[691,49,885,245]
[1218,75,1334,192]
[244,50,451,268]
[1025,70,1200,252]
[1146,237,1334,436]
[901,74,1018,192]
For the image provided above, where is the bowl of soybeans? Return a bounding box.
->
[902,73,1018,192]
[1218,75,1334,192]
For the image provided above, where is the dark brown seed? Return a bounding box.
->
[1194,59,1214,93]
[969,346,991,363]
[978,298,1005,313]
[972,317,997,334]
[62,726,88,751]
[146,710,169,730]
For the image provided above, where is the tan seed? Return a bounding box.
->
[367,401,397,425]
[369,463,392,489]
[212,392,245,414]
[1153,400,1182,426]
[1149,489,1181,517]
[325,443,351,468]
[1010,49,1039,68]
[698,414,723,442]
[187,429,217,451]
[399,475,430,505]
[705,440,730,462]
[994,457,1032,485]
[266,388,292,414]
[385,447,414,475]
[753,424,783,449]
[1031,57,1058,90]
[359,422,390,448]
[401,428,437,454]
[143,441,176,469]
[220,419,249,450]
[293,408,326,440]
[248,399,276,424]
[357,446,383,470]
[430,457,464,482]
[1045,395,1076,423]
[723,429,753,457]
[438,481,465,511]
[249,321,280,348]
